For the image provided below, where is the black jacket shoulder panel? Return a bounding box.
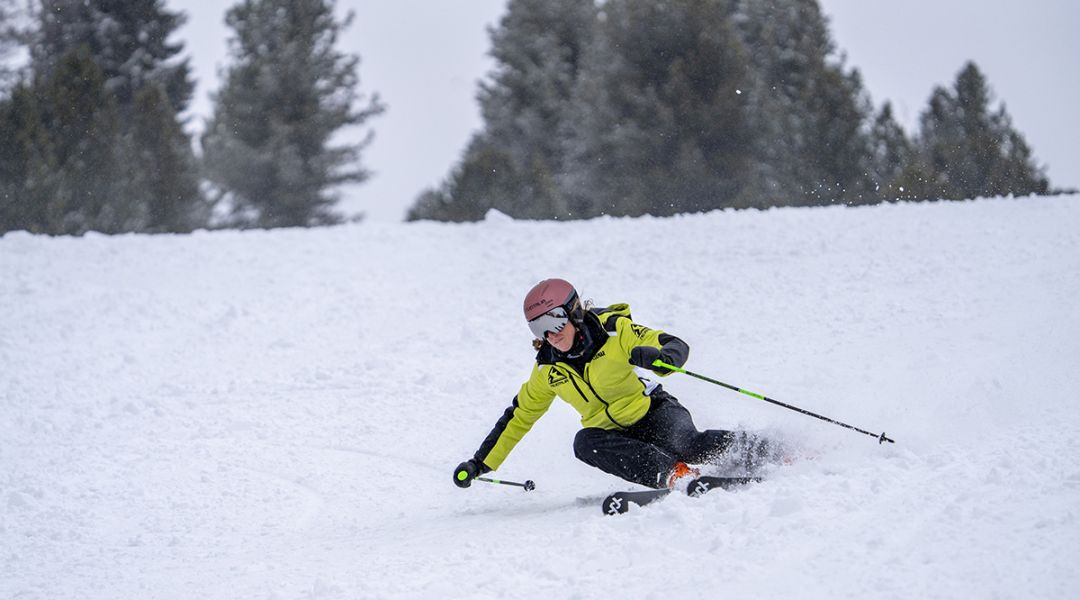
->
[591,304,632,333]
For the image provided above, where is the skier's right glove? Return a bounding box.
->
[629,346,673,375]
[453,459,488,488]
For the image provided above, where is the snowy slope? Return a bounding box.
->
[2,196,1079,599]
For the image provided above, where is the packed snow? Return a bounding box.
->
[3,195,1079,599]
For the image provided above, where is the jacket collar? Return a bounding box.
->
[535,310,606,366]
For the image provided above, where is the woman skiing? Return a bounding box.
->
[453,278,767,491]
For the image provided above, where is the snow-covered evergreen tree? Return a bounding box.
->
[868,102,913,200]
[731,0,873,207]
[415,0,879,221]
[12,0,207,234]
[407,136,515,223]
[37,48,128,234]
[560,0,754,217]
[408,0,596,222]
[2,49,125,236]
[202,0,383,228]
[0,83,57,234]
[31,0,193,113]
[407,0,1053,223]
[125,85,207,232]
[907,62,1048,200]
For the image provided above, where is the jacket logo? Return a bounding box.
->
[548,368,568,386]
[630,324,651,339]
[594,350,606,359]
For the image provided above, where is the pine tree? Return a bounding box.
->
[19,0,207,234]
[731,0,874,207]
[38,48,128,234]
[911,62,1048,200]
[991,117,1049,196]
[406,136,515,222]
[868,102,913,200]
[803,67,876,205]
[408,0,596,222]
[31,0,193,113]
[126,85,207,232]
[561,0,754,217]
[0,83,58,234]
[202,0,384,229]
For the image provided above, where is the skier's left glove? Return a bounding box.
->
[629,346,673,375]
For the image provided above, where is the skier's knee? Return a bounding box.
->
[573,428,604,463]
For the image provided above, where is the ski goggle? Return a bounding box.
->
[527,307,570,339]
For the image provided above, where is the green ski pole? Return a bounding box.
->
[653,360,895,444]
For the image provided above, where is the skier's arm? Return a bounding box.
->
[454,368,556,488]
[471,396,529,469]
[621,319,689,375]
[472,370,556,470]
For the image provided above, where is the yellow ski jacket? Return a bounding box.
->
[474,304,689,471]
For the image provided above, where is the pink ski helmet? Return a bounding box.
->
[523,278,584,339]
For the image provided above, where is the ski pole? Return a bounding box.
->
[476,477,536,491]
[653,360,895,444]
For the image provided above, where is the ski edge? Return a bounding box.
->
[686,475,762,497]
[602,476,763,515]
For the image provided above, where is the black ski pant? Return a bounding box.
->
[573,390,738,489]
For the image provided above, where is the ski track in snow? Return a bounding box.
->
[2,196,1079,599]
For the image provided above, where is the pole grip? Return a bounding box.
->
[653,359,685,373]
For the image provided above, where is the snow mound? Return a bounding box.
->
[3,196,1079,599]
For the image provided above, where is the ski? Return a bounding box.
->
[601,488,671,515]
[601,475,762,515]
[686,475,761,497]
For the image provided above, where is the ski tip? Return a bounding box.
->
[687,475,763,497]
[602,493,629,516]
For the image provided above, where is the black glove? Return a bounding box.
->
[453,459,487,488]
[629,346,673,375]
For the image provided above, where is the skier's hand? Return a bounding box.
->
[629,346,673,375]
[453,459,487,488]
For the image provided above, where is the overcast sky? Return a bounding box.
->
[170,0,1079,222]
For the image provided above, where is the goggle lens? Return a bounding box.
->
[528,307,569,339]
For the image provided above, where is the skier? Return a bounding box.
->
[453,278,769,491]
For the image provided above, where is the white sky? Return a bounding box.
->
[169,0,1079,222]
